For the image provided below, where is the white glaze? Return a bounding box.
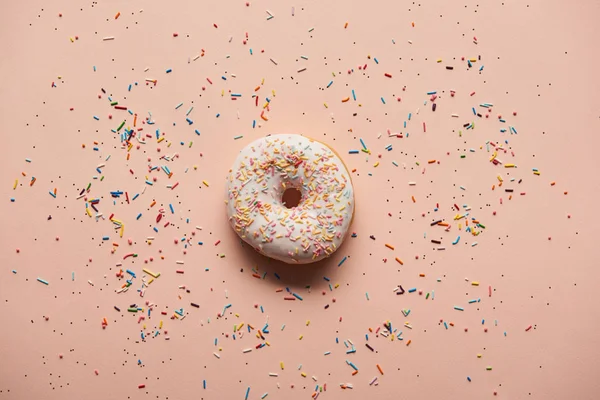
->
[225,134,355,264]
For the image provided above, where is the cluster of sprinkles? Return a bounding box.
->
[3,1,583,399]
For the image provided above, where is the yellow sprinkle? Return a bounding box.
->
[436,59,442,63]
[299,335,303,340]
[301,372,307,377]
[477,354,482,358]
[504,164,515,168]
[497,175,503,182]
[13,179,18,190]
[280,362,285,370]
[323,103,328,108]
[157,137,165,143]
[471,281,479,286]
[159,320,163,329]
[142,268,160,278]
[374,162,380,167]
[202,180,210,187]
[306,320,310,326]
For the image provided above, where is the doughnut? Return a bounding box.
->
[225,134,355,264]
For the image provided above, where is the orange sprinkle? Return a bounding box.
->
[437,222,449,227]
[21,172,26,176]
[385,244,395,250]
[395,257,404,265]
[449,322,454,326]
[406,340,412,346]
[351,370,358,376]
[550,181,556,186]
[133,114,137,127]
[509,195,513,200]
[115,12,121,19]
[419,273,425,277]
[492,184,495,190]
[150,201,156,207]
[344,22,348,28]
[411,195,416,203]
[29,177,36,186]
[564,191,568,195]
[112,242,119,247]
[254,86,261,91]
[127,153,130,160]
[428,160,436,164]
[341,97,350,103]
[376,364,384,375]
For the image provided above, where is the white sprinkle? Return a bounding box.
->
[213,352,221,359]
[103,36,115,41]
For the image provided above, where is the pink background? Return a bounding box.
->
[1,0,599,399]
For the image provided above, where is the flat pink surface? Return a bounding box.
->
[1,0,599,399]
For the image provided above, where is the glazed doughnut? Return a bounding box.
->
[225,134,355,264]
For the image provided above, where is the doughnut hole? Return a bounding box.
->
[282,187,302,209]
